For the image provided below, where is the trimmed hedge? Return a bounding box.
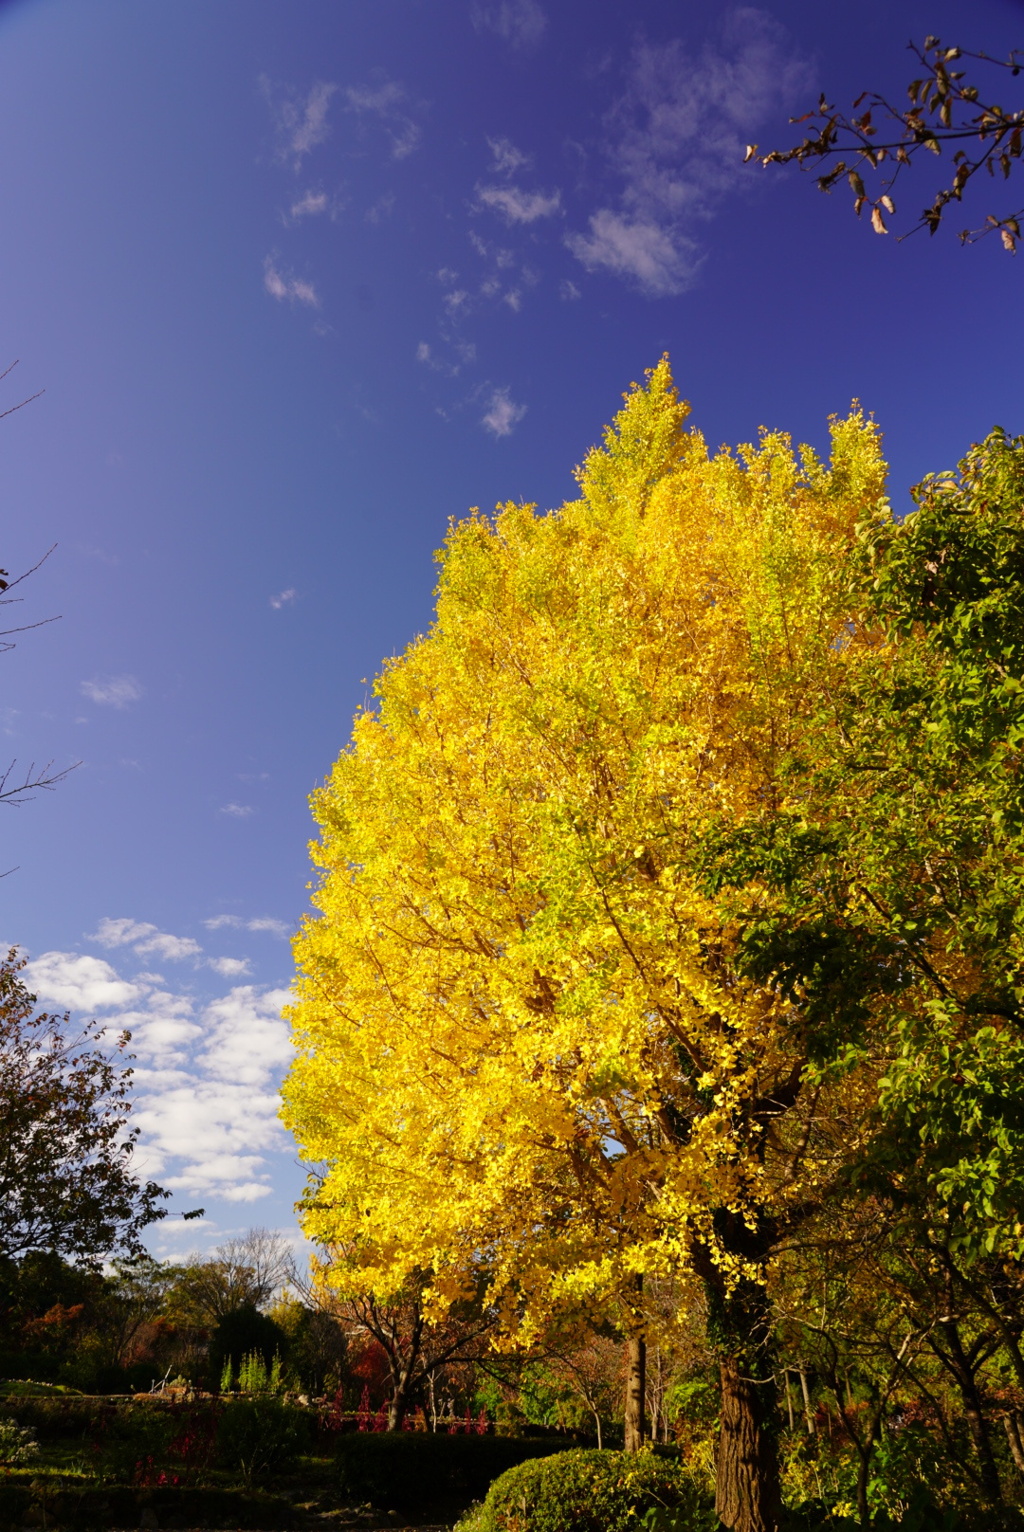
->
[458,1448,707,1532]
[334,1431,579,1508]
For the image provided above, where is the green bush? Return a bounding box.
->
[334,1432,579,1510]
[216,1397,311,1484]
[97,1405,178,1484]
[460,1448,707,1532]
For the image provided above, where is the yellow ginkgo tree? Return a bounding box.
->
[283,359,888,1532]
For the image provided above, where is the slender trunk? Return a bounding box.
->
[387,1366,412,1432]
[593,1409,603,1451]
[855,1440,871,1528]
[784,1372,794,1433]
[799,1369,814,1435]
[1003,1412,1024,1477]
[932,1319,1002,1506]
[624,1332,646,1452]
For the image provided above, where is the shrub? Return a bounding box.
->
[97,1405,179,1484]
[0,1417,39,1465]
[335,1433,579,1511]
[216,1397,312,1484]
[460,1448,708,1532]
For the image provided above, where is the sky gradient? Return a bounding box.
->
[0,0,1021,1257]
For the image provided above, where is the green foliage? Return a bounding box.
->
[0,1416,38,1465]
[96,1404,178,1484]
[215,1397,311,1485]
[334,1433,578,1511]
[461,1448,706,1532]
[207,1304,289,1392]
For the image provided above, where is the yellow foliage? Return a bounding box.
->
[282,357,889,1338]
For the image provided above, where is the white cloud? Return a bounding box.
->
[247,918,290,937]
[487,136,530,176]
[206,956,252,978]
[24,951,144,1012]
[262,78,338,168]
[199,986,293,1086]
[263,257,319,308]
[471,0,547,49]
[80,674,143,709]
[29,936,295,1207]
[204,915,289,938]
[270,588,296,609]
[568,9,812,296]
[567,211,698,297]
[482,387,527,438]
[289,189,329,219]
[220,803,254,819]
[560,278,582,300]
[477,184,561,224]
[90,917,202,963]
[345,77,422,160]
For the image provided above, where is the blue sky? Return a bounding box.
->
[0,0,1021,1256]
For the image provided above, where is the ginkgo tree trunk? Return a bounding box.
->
[283,359,889,1532]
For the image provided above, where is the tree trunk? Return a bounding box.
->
[700,1228,781,1532]
[387,1366,412,1431]
[933,1319,1003,1506]
[716,1356,780,1532]
[624,1332,646,1452]
[1003,1412,1024,1477]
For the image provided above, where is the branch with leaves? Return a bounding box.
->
[747,37,1024,251]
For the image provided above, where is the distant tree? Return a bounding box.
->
[749,37,1024,251]
[325,1262,496,1430]
[0,949,167,1265]
[165,1227,292,1325]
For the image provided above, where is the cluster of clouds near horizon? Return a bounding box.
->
[17,915,298,1252]
[257,3,813,435]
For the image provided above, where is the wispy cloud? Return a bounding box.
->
[91,917,202,962]
[80,674,142,709]
[289,189,330,220]
[262,78,338,169]
[568,211,699,297]
[488,136,531,176]
[263,257,319,308]
[269,588,296,609]
[477,185,561,224]
[345,76,422,160]
[482,386,527,438]
[220,803,254,819]
[568,9,812,295]
[204,915,290,938]
[471,0,547,49]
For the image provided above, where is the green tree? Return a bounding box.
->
[0,950,166,1265]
